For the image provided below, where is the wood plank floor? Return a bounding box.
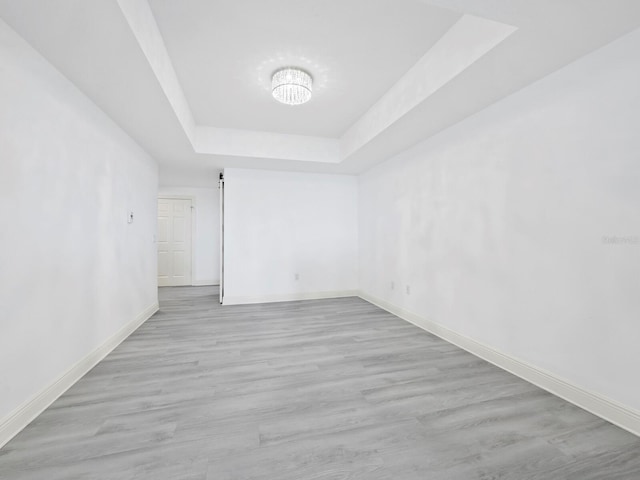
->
[1,286,639,479]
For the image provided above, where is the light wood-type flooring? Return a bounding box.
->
[1,286,639,479]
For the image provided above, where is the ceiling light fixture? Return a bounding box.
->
[272,67,313,106]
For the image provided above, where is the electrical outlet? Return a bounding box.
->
[295,273,300,281]
[406,285,411,295]
[391,281,395,290]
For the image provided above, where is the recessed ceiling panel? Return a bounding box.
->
[148,0,461,137]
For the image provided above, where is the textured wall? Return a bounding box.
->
[359,28,640,410]
[223,168,358,303]
[0,18,159,421]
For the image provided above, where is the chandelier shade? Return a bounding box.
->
[272,67,313,105]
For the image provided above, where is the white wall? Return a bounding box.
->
[359,28,640,412]
[158,165,219,189]
[0,18,158,429]
[158,186,220,285]
[223,168,358,304]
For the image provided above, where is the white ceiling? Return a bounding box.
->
[1,0,640,179]
[148,0,460,138]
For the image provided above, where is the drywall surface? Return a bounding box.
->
[359,28,640,410]
[158,186,220,285]
[0,19,158,422]
[158,165,220,189]
[223,168,358,303]
[195,127,340,164]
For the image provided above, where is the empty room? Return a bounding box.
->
[1,0,640,478]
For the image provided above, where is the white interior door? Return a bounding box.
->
[157,198,192,286]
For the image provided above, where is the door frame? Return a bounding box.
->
[218,174,224,304]
[157,195,196,286]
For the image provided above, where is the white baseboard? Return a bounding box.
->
[359,291,640,438]
[0,302,159,450]
[191,279,220,286]
[223,290,358,306]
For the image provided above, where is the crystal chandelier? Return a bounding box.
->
[272,67,313,105]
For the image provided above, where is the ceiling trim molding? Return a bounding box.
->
[116,0,196,143]
[195,127,340,164]
[340,14,516,159]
